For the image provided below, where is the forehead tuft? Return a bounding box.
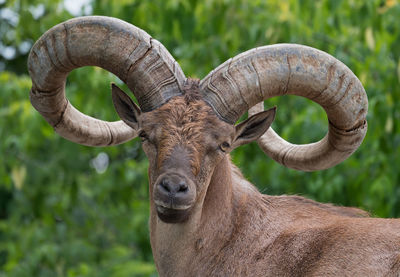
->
[144,78,226,132]
[148,94,219,132]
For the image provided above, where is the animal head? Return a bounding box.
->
[28,16,368,224]
[112,79,275,222]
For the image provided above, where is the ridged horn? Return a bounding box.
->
[200,44,367,171]
[28,16,186,146]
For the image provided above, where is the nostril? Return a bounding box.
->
[160,179,171,193]
[178,182,188,193]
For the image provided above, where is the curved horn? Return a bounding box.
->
[200,44,367,171]
[28,16,186,146]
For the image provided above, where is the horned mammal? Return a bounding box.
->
[28,16,400,276]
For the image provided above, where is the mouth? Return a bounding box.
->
[154,200,193,223]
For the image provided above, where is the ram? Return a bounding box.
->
[28,16,400,276]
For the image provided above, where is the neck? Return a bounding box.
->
[200,155,234,229]
[149,155,246,275]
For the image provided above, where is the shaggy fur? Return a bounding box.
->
[143,79,218,176]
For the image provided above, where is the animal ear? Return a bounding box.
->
[232,107,276,149]
[111,83,141,130]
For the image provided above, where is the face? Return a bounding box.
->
[139,94,235,223]
[111,83,276,224]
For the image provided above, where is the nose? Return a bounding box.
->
[154,174,195,223]
[158,175,189,197]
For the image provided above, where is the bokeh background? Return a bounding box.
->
[1,0,399,276]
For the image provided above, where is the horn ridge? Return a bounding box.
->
[28,16,186,146]
[200,44,368,171]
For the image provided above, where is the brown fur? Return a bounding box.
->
[143,79,218,176]
[183,157,400,277]
[136,83,400,277]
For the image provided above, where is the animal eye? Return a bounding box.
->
[139,131,148,142]
[219,141,231,152]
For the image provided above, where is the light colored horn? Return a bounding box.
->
[28,16,186,146]
[200,44,367,171]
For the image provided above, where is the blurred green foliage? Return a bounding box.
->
[1,0,399,276]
